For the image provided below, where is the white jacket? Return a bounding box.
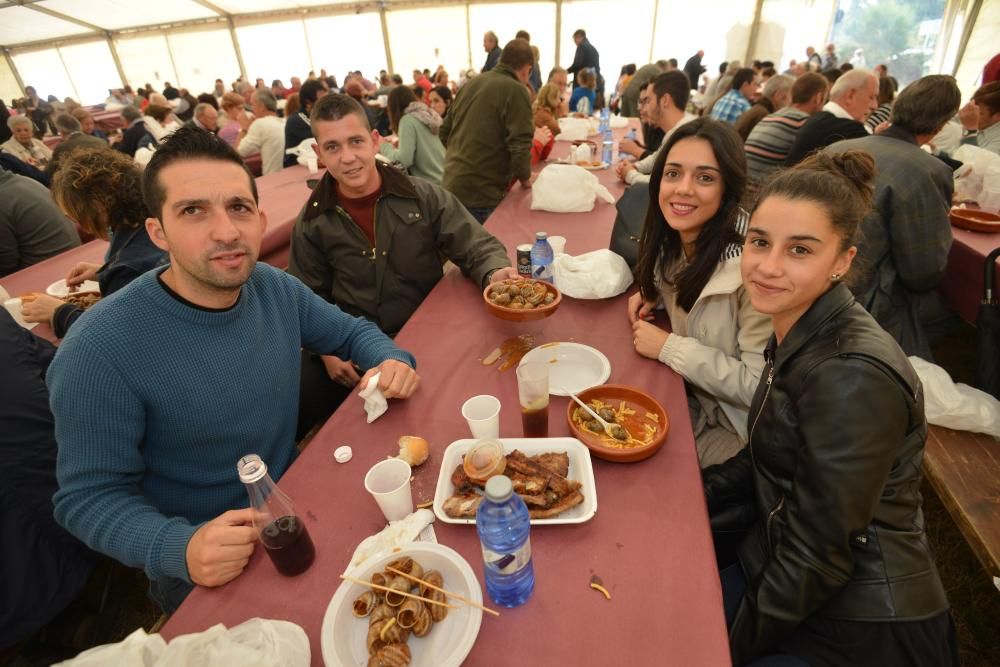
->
[656,240,772,442]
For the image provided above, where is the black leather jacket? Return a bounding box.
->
[703,284,949,665]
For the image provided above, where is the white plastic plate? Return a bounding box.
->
[433,437,598,526]
[46,279,100,298]
[321,542,482,667]
[519,342,611,396]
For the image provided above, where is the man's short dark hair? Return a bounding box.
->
[573,29,586,38]
[142,127,258,222]
[790,72,829,104]
[668,58,678,68]
[310,92,371,131]
[731,68,755,90]
[515,29,530,41]
[54,113,81,134]
[651,70,691,110]
[299,79,327,110]
[499,39,534,70]
[391,74,403,85]
[121,105,142,123]
[891,74,961,135]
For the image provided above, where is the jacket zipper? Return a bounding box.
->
[747,355,774,465]
[766,494,785,547]
[371,196,381,261]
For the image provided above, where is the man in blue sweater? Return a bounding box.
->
[47,127,420,612]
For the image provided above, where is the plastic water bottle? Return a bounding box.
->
[476,475,535,607]
[619,128,637,161]
[530,232,554,283]
[577,95,590,116]
[602,127,613,166]
[598,106,609,133]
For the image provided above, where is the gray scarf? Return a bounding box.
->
[404,102,442,135]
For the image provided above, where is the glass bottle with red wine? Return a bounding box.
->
[237,454,315,576]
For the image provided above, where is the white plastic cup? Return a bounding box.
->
[305,155,319,174]
[364,458,413,522]
[462,394,501,439]
[548,236,567,255]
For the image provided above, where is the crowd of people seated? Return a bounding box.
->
[1,25,999,666]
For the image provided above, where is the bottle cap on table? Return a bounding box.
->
[334,445,353,463]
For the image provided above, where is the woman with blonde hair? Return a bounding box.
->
[532,83,563,136]
[21,148,167,337]
[218,91,249,147]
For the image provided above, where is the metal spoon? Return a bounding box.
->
[559,386,616,437]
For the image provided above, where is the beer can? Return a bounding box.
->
[516,244,532,277]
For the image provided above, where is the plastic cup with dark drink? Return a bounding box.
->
[238,454,316,577]
[516,362,549,438]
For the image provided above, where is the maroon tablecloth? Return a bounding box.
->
[1,240,109,342]
[940,226,1000,324]
[161,127,730,666]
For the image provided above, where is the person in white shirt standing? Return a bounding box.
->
[236,89,286,175]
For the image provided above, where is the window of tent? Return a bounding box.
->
[39,0,217,31]
[651,0,757,85]
[0,56,22,104]
[11,49,76,104]
[235,20,313,87]
[0,5,88,46]
[304,14,388,86]
[113,34,178,95]
[559,0,656,92]
[386,6,469,85]
[59,41,122,106]
[828,0,947,89]
[168,28,242,96]
[952,0,1000,101]
[756,0,838,72]
[468,2,558,78]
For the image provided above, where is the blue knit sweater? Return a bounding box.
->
[48,263,415,584]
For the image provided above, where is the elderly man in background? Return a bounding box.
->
[46,114,105,177]
[184,103,219,134]
[744,72,828,197]
[709,68,755,124]
[236,89,286,175]
[482,31,502,72]
[1,116,52,168]
[617,71,697,186]
[568,30,602,98]
[621,60,669,118]
[116,106,148,157]
[440,39,536,223]
[784,68,877,166]
[733,74,794,140]
[826,75,962,360]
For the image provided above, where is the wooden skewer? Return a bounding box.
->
[386,566,500,617]
[340,575,458,609]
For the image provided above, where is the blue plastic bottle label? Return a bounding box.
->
[482,540,532,575]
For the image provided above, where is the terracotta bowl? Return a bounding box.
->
[566,384,669,463]
[950,207,1000,233]
[483,279,561,322]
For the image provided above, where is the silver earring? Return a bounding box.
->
[830,273,841,282]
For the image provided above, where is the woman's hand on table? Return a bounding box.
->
[20,293,64,325]
[322,355,361,387]
[66,261,101,287]
[359,359,420,399]
[627,291,656,323]
[632,320,669,359]
[185,508,257,587]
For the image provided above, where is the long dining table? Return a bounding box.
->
[160,125,731,665]
[939,225,1000,325]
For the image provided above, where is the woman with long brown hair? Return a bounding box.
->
[378,85,445,184]
[21,148,167,337]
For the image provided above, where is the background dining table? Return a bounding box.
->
[160,122,731,666]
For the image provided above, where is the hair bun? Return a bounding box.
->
[829,150,875,209]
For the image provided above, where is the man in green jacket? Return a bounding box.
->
[440,39,535,224]
[288,93,517,436]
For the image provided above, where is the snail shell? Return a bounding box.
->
[368,642,412,667]
[384,575,412,607]
[369,603,394,627]
[366,620,386,655]
[418,570,443,596]
[494,291,511,306]
[353,590,378,617]
[411,604,433,637]
[395,598,424,629]
[427,588,448,622]
[386,556,424,581]
[371,571,391,588]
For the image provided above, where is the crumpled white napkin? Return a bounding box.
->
[348,509,436,572]
[359,372,387,423]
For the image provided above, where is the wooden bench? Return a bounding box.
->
[923,424,1000,588]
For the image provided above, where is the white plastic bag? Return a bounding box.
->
[54,618,310,667]
[553,249,633,299]
[556,116,599,142]
[953,144,1000,209]
[909,356,1000,439]
[285,137,319,168]
[530,164,615,213]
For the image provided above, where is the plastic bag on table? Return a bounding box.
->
[53,627,166,666]
[609,115,629,129]
[530,164,615,213]
[553,249,633,299]
[285,137,319,168]
[556,116,599,141]
[909,356,1000,439]
[952,144,1000,208]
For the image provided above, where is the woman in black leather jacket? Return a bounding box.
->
[703,150,957,666]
